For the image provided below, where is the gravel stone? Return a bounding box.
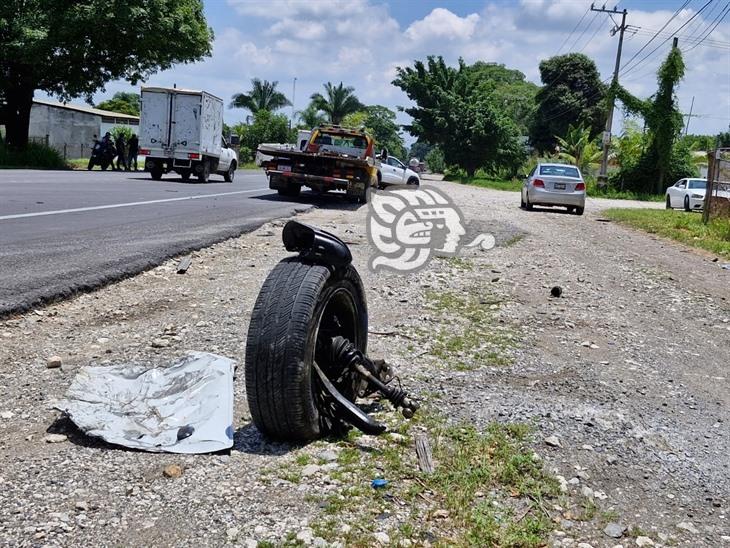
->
[46,356,62,368]
[603,523,626,538]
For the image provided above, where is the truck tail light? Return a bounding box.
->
[188,153,200,160]
[575,182,585,191]
[139,148,150,155]
[533,179,545,188]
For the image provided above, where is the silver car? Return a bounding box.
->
[521,163,586,215]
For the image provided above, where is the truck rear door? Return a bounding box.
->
[140,91,170,152]
[172,93,202,156]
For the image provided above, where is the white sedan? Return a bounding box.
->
[665,178,707,211]
[377,156,420,187]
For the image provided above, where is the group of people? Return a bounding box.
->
[91,132,140,171]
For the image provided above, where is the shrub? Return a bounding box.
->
[610,141,696,194]
[0,139,67,169]
[109,125,135,141]
[425,147,445,173]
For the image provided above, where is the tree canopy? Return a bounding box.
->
[230,79,290,114]
[529,53,607,153]
[0,0,213,147]
[393,56,524,178]
[96,92,141,116]
[343,105,406,159]
[309,82,364,125]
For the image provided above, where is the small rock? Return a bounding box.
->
[593,490,608,500]
[313,538,327,548]
[340,524,351,534]
[96,337,110,344]
[75,501,89,511]
[226,527,240,540]
[556,475,569,493]
[296,528,314,545]
[151,338,170,348]
[577,544,594,548]
[162,464,183,478]
[46,356,63,368]
[44,433,68,443]
[551,286,563,298]
[676,521,699,534]
[581,444,594,451]
[301,464,321,477]
[606,455,618,465]
[317,450,338,462]
[545,435,561,447]
[244,540,257,548]
[581,486,594,499]
[0,411,14,420]
[603,523,626,538]
[373,532,390,545]
[432,509,449,519]
[635,537,654,547]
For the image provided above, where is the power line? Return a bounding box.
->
[629,27,730,48]
[556,6,591,55]
[621,0,715,78]
[578,15,611,52]
[569,11,600,52]
[619,0,693,75]
[684,3,730,52]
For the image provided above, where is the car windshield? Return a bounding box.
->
[688,180,706,189]
[316,133,367,149]
[540,165,580,178]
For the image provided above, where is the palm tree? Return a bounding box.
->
[296,104,327,129]
[555,124,602,174]
[309,82,364,125]
[230,79,291,114]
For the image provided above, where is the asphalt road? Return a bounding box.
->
[0,168,341,316]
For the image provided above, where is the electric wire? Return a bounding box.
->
[683,3,730,52]
[556,6,591,55]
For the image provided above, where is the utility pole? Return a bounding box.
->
[683,96,697,135]
[591,4,628,186]
[291,77,297,129]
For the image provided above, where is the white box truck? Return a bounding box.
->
[139,87,238,183]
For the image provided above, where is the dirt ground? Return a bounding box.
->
[0,180,727,547]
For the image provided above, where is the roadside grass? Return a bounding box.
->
[586,181,664,202]
[0,141,67,169]
[67,158,88,170]
[454,177,522,192]
[425,288,516,370]
[604,208,730,258]
[304,409,559,547]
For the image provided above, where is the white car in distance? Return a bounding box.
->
[665,178,708,211]
[377,156,420,188]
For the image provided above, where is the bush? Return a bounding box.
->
[109,125,135,141]
[425,147,445,173]
[610,141,696,194]
[0,139,67,169]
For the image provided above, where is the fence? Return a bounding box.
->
[702,148,730,223]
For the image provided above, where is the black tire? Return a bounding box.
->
[684,195,690,212]
[101,162,109,171]
[197,160,210,183]
[245,259,368,441]
[150,168,163,181]
[407,177,419,186]
[525,193,533,210]
[567,206,575,213]
[377,172,384,190]
[666,195,672,209]
[575,206,585,216]
[224,161,236,183]
[180,170,191,182]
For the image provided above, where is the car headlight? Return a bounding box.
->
[691,194,703,199]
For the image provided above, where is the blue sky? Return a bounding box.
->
[59,0,730,139]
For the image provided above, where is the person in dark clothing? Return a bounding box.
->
[127,134,139,171]
[115,134,128,171]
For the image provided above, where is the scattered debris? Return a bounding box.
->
[721,263,730,270]
[163,464,184,478]
[150,338,170,348]
[676,521,699,534]
[544,435,562,447]
[54,352,236,453]
[371,479,388,489]
[414,433,434,474]
[550,286,563,298]
[636,536,655,546]
[44,433,68,444]
[595,218,612,223]
[46,356,62,369]
[176,256,192,274]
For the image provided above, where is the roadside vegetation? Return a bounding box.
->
[605,208,730,258]
[0,139,67,170]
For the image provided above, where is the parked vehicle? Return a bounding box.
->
[377,156,420,187]
[87,140,116,171]
[521,163,586,215]
[138,87,238,183]
[254,130,312,166]
[665,178,708,211]
[258,125,377,203]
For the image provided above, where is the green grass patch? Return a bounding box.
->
[0,141,67,169]
[425,289,515,370]
[604,208,730,258]
[453,177,522,192]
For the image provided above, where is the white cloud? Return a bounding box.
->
[405,8,480,42]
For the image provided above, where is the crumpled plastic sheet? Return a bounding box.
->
[54,352,235,453]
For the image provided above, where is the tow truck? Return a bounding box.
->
[257,125,378,203]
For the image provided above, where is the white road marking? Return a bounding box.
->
[0,188,269,221]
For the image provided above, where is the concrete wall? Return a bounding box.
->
[29,104,100,154]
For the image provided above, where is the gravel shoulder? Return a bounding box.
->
[0,182,727,547]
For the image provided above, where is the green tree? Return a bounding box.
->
[393,56,524,178]
[612,44,691,193]
[296,104,327,129]
[230,78,291,114]
[409,140,433,161]
[555,124,602,174]
[232,110,294,155]
[425,147,445,173]
[96,92,141,116]
[362,105,406,159]
[0,0,212,147]
[529,53,607,154]
[309,82,364,125]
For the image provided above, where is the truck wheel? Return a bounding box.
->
[224,161,236,183]
[277,185,301,197]
[245,258,368,441]
[197,160,210,183]
[150,168,163,181]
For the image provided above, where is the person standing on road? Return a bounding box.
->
[127,133,139,171]
[115,134,128,171]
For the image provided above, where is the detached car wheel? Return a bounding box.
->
[245,258,368,441]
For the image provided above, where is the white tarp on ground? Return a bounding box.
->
[54,352,235,453]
